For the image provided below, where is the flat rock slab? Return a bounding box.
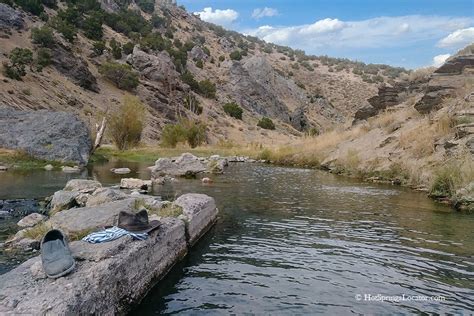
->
[49,199,137,233]
[0,218,187,315]
[175,193,218,246]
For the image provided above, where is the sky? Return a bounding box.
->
[177,0,474,69]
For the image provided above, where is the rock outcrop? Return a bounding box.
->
[51,45,99,92]
[0,3,24,30]
[0,107,92,165]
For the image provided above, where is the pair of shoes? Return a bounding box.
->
[41,230,75,279]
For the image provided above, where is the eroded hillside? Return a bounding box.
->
[0,0,409,145]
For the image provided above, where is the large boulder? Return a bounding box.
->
[50,190,79,213]
[151,153,207,178]
[127,47,180,86]
[16,213,46,228]
[0,3,24,30]
[0,107,92,165]
[174,193,218,246]
[189,45,209,61]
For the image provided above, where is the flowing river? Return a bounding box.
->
[1,162,473,314]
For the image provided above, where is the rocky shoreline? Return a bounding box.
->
[0,156,220,314]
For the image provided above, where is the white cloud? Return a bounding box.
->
[252,7,279,19]
[437,27,474,48]
[433,54,450,67]
[246,15,472,52]
[194,7,239,26]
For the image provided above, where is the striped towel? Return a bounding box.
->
[82,226,148,244]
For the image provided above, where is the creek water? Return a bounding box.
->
[0,161,473,314]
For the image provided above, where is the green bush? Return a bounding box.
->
[151,14,165,28]
[223,102,243,120]
[161,123,186,148]
[181,71,199,91]
[108,95,146,150]
[229,50,242,61]
[50,17,77,43]
[15,0,44,15]
[92,41,106,56]
[140,32,168,52]
[35,47,51,71]
[195,59,203,69]
[257,117,275,130]
[198,79,216,98]
[161,120,206,148]
[104,10,151,36]
[218,55,225,62]
[122,41,134,55]
[31,26,54,47]
[82,12,103,40]
[99,62,139,90]
[109,38,122,59]
[2,48,33,80]
[135,0,154,13]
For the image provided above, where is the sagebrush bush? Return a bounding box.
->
[2,48,33,80]
[223,102,243,120]
[99,62,139,90]
[257,117,275,130]
[108,95,146,150]
[229,50,242,61]
[31,26,54,47]
[198,79,216,98]
[161,120,206,148]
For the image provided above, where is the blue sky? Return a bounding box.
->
[177,0,474,69]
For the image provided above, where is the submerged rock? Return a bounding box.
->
[111,167,131,174]
[0,107,92,165]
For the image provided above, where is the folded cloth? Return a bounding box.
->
[82,226,148,244]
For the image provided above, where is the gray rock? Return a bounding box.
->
[111,167,131,174]
[85,188,129,207]
[0,3,24,30]
[99,0,120,12]
[0,218,188,315]
[189,45,209,61]
[0,165,7,171]
[49,199,137,233]
[151,153,207,178]
[353,104,377,122]
[61,166,81,173]
[290,106,309,131]
[43,164,54,171]
[51,45,99,92]
[64,179,102,193]
[120,178,152,190]
[174,193,218,246]
[17,213,46,228]
[454,182,474,212]
[0,107,92,165]
[50,190,79,213]
[207,158,228,174]
[127,47,179,86]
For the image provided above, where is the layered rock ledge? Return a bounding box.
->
[0,187,218,314]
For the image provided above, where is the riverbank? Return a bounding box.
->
[92,138,473,212]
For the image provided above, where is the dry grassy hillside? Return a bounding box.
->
[0,0,408,146]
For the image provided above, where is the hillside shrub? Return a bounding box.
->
[183,94,203,115]
[50,17,77,43]
[15,0,44,15]
[135,0,154,13]
[223,102,243,120]
[82,12,103,40]
[195,59,203,69]
[257,117,275,130]
[92,41,106,56]
[2,48,33,80]
[122,41,134,55]
[99,62,139,90]
[181,71,199,91]
[35,47,52,71]
[31,26,54,47]
[198,79,216,98]
[109,38,122,59]
[229,50,242,61]
[108,95,146,150]
[161,120,206,148]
